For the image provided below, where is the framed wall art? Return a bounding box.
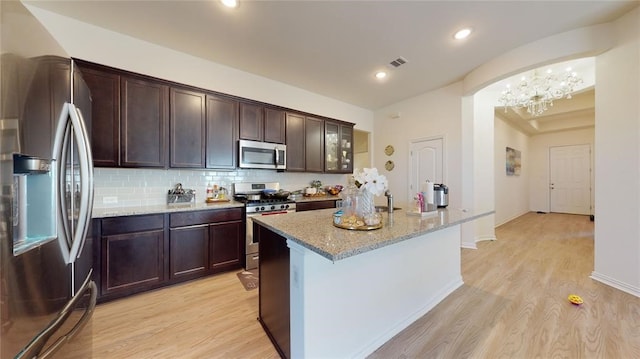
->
[506,147,521,176]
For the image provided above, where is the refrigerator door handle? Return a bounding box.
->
[52,103,94,264]
[16,274,97,359]
[66,103,94,263]
[52,104,73,257]
[38,281,97,359]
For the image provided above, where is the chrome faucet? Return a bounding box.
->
[385,190,394,213]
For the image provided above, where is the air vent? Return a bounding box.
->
[389,57,408,68]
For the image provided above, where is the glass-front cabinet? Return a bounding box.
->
[325,121,353,173]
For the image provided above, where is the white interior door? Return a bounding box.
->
[409,138,443,203]
[549,144,591,214]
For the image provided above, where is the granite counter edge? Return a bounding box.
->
[255,210,494,262]
[92,201,245,218]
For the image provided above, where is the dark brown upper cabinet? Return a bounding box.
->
[285,113,305,172]
[305,116,325,173]
[120,76,169,168]
[264,107,286,144]
[285,113,326,173]
[325,120,354,173]
[78,64,120,167]
[170,87,206,168]
[206,94,238,169]
[239,102,286,144]
[75,59,353,172]
[239,102,263,142]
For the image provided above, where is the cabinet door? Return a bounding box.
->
[206,94,238,169]
[285,113,305,172]
[170,225,209,280]
[78,64,120,167]
[209,221,242,273]
[170,87,206,168]
[325,121,354,173]
[239,102,263,141]
[121,76,169,168]
[264,107,286,144]
[340,124,354,173]
[101,229,164,296]
[305,117,324,172]
[296,200,337,212]
[324,121,339,172]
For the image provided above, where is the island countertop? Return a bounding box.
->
[253,208,493,262]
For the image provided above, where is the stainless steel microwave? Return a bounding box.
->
[238,139,286,170]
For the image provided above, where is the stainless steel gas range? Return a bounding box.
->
[234,182,296,270]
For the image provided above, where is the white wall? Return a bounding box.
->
[494,115,530,226]
[470,90,496,243]
[373,83,463,210]
[593,7,640,297]
[528,127,595,214]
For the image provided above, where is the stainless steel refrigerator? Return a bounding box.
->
[1,2,96,357]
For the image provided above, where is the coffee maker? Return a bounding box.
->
[433,184,449,208]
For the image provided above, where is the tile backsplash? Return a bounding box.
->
[93,168,349,209]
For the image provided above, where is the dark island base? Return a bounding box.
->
[255,222,290,358]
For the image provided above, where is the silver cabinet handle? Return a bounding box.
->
[274,146,279,166]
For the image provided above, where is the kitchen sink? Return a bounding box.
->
[375,206,401,212]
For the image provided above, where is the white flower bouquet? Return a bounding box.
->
[353,167,388,196]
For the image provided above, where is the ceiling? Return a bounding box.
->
[24,0,637,130]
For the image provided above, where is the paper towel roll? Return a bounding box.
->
[424,180,434,204]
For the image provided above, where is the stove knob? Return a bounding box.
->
[260,206,266,211]
[280,204,285,210]
[285,204,290,209]
[270,205,275,210]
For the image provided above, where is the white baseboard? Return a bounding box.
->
[590,271,640,298]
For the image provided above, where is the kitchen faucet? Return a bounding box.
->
[385,190,394,213]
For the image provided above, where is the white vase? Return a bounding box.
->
[356,189,380,225]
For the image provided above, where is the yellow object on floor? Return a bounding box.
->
[568,294,584,305]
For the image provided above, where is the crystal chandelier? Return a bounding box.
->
[498,67,583,116]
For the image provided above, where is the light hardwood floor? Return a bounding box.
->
[64,212,639,358]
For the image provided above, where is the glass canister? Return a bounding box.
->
[341,178,358,218]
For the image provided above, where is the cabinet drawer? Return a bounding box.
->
[170,208,243,227]
[296,200,337,212]
[101,214,165,236]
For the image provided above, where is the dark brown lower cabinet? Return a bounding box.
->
[95,207,244,302]
[169,224,209,280]
[296,199,338,212]
[209,221,243,272]
[98,214,165,301]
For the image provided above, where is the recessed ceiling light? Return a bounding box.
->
[221,0,238,8]
[454,28,472,40]
[375,71,387,80]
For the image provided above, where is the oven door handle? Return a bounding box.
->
[261,211,290,216]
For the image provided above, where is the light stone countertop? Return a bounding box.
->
[92,201,245,218]
[253,208,494,262]
[91,195,341,218]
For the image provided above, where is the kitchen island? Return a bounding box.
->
[253,207,492,358]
